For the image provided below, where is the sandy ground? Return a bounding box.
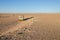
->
[0,14,60,40]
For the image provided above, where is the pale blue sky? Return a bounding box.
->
[0,0,60,13]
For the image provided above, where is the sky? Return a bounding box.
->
[0,0,60,13]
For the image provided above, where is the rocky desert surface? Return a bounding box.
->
[0,14,60,40]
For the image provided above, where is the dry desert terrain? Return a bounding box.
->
[0,14,60,40]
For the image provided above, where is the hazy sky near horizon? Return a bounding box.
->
[0,0,60,13]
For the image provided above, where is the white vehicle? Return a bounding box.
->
[18,15,24,21]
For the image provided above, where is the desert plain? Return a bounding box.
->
[0,14,60,40]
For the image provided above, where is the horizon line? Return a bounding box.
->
[0,12,60,14]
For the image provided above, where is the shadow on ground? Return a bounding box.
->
[23,17,34,21]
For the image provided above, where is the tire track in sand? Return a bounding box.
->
[0,18,34,36]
